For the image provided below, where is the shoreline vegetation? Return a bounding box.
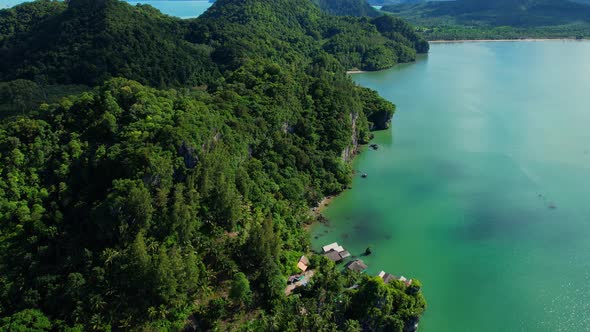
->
[429,38,582,43]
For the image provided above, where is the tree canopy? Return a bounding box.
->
[313,0,381,17]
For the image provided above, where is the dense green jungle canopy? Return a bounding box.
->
[0,0,428,330]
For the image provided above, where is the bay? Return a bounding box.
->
[312,41,590,331]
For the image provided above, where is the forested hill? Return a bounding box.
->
[206,0,381,17]
[0,0,427,86]
[382,0,590,39]
[383,0,590,27]
[192,0,428,71]
[0,0,427,331]
[0,0,219,87]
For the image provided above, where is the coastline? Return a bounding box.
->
[315,195,336,213]
[429,38,580,43]
[306,195,335,231]
[346,70,367,74]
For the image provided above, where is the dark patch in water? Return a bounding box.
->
[458,202,538,241]
[406,181,434,198]
[460,194,583,249]
[350,211,394,242]
[352,224,363,230]
[435,159,466,180]
[341,233,349,239]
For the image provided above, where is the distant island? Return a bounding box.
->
[381,0,590,40]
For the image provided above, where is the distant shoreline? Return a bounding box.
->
[346,70,367,74]
[429,38,582,43]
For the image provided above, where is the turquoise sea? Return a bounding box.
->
[1,0,213,18]
[312,41,590,331]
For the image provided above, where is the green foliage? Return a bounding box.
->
[312,0,381,17]
[344,319,362,332]
[1,0,428,84]
[0,309,52,331]
[0,0,66,43]
[0,79,90,119]
[0,73,385,330]
[358,86,396,130]
[0,0,219,87]
[229,272,252,307]
[258,257,426,331]
[348,277,426,331]
[0,0,429,331]
[417,23,590,41]
[320,15,428,71]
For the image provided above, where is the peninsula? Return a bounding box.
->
[0,0,427,330]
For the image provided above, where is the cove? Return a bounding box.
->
[311,41,590,331]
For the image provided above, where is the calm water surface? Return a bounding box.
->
[312,41,590,331]
[2,0,212,18]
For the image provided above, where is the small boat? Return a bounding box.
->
[361,173,368,178]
